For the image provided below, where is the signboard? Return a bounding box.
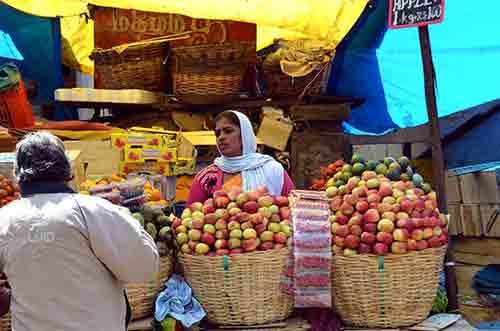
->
[91,6,256,49]
[388,0,445,29]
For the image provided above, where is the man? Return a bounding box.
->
[0,132,159,331]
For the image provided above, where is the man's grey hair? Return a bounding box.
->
[14,132,72,184]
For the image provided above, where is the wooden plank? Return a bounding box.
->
[127,317,153,330]
[451,237,500,257]
[453,252,500,266]
[347,126,431,145]
[290,104,351,122]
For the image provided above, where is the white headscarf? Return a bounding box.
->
[214,111,285,196]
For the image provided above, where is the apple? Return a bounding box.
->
[349,225,363,236]
[215,219,228,231]
[383,196,396,205]
[281,224,293,237]
[238,212,250,223]
[243,228,258,240]
[364,209,380,223]
[268,205,280,215]
[215,229,228,239]
[188,229,202,241]
[400,199,414,213]
[213,190,228,199]
[356,200,369,213]
[376,232,393,245]
[242,239,259,252]
[202,204,215,214]
[344,194,359,206]
[255,224,267,235]
[175,225,187,234]
[330,196,343,211]
[229,207,241,217]
[336,225,349,237]
[414,199,425,211]
[181,208,192,220]
[236,193,249,206]
[280,207,291,220]
[433,226,443,237]
[274,232,288,244]
[203,224,216,234]
[416,240,428,251]
[340,202,355,216]
[259,241,274,251]
[413,218,425,228]
[280,219,290,226]
[190,202,203,212]
[334,236,346,248]
[181,243,191,254]
[336,214,349,225]
[363,223,377,234]
[428,236,442,248]
[268,223,281,233]
[361,232,376,244]
[260,231,274,242]
[241,222,254,231]
[274,196,289,207]
[216,249,230,256]
[358,243,372,254]
[373,243,389,256]
[258,196,274,208]
[195,243,210,255]
[348,214,363,226]
[393,228,409,242]
[344,248,358,256]
[411,229,424,241]
[423,227,434,239]
[230,248,244,255]
[227,202,238,211]
[176,232,189,245]
[331,223,339,234]
[396,218,412,229]
[203,213,216,225]
[243,201,259,214]
[228,238,241,249]
[274,243,286,250]
[377,219,395,233]
[172,218,182,229]
[215,197,230,209]
[391,242,408,254]
[407,239,417,251]
[201,232,216,246]
[352,187,367,198]
[215,209,229,220]
[230,229,243,239]
[270,214,281,223]
[379,182,393,197]
[382,211,396,222]
[227,221,241,231]
[367,193,382,204]
[378,203,393,214]
[181,218,192,228]
[249,213,264,225]
[439,234,448,245]
[188,241,198,251]
[332,245,343,255]
[259,207,272,219]
[345,235,361,249]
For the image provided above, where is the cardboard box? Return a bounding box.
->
[0,150,84,190]
[64,140,120,177]
[460,204,484,237]
[257,115,293,151]
[448,203,463,236]
[445,173,462,203]
[119,161,175,176]
[123,147,177,163]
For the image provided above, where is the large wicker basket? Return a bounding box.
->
[332,246,447,328]
[170,42,255,97]
[92,42,169,92]
[125,255,174,320]
[262,61,331,98]
[179,248,293,326]
[0,313,10,331]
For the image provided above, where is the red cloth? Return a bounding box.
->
[187,164,295,205]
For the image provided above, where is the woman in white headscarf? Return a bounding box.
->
[187,111,294,204]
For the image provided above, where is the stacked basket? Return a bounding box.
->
[332,246,447,328]
[179,248,293,326]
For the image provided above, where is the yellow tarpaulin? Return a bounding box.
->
[3,0,367,74]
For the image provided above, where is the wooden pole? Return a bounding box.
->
[418,25,458,311]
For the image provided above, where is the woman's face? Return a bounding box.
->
[215,117,242,157]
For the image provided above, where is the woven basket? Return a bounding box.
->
[125,255,174,320]
[332,246,447,328]
[170,42,255,97]
[92,42,168,92]
[179,248,293,326]
[262,61,331,97]
[0,313,10,331]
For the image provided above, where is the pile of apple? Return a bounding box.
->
[174,186,293,256]
[328,161,448,257]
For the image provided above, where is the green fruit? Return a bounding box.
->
[387,168,401,181]
[413,174,424,187]
[155,215,169,226]
[367,178,380,189]
[366,160,377,171]
[152,208,165,219]
[141,205,155,222]
[401,173,411,182]
[351,154,364,164]
[341,172,352,182]
[375,163,388,175]
[158,226,172,241]
[383,157,394,167]
[132,212,145,227]
[342,164,353,173]
[339,185,348,195]
[398,156,410,170]
[422,183,432,194]
[389,162,402,172]
[335,180,346,188]
[146,223,158,241]
[352,163,366,176]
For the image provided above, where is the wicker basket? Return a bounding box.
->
[170,42,255,97]
[332,246,447,328]
[179,248,293,326]
[125,255,174,320]
[0,313,10,331]
[262,61,331,97]
[92,42,168,92]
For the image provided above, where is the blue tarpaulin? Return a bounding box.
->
[0,30,23,61]
[330,0,500,135]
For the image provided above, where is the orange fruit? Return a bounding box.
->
[150,190,162,201]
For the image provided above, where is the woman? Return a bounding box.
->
[0,132,158,331]
[188,110,294,205]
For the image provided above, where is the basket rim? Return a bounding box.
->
[333,245,447,261]
[179,247,290,260]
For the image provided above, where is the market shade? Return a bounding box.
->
[2,0,368,73]
[0,30,23,61]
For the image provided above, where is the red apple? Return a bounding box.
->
[349,225,363,236]
[242,238,259,252]
[249,213,264,225]
[201,233,216,246]
[188,229,202,241]
[215,239,228,250]
[280,207,291,220]
[204,213,217,225]
[367,193,382,204]
[363,209,380,223]
[215,229,228,240]
[172,218,182,229]
[391,242,408,254]
[274,196,289,207]
[202,204,216,214]
[216,249,230,256]
[407,239,417,251]
[340,202,355,216]
[213,190,228,199]
[411,229,424,241]
[274,232,288,244]
[393,228,409,242]
[416,240,428,251]
[379,182,393,197]
[348,214,363,226]
[382,211,396,222]
[363,223,377,234]
[377,219,395,233]
[215,209,229,221]
[215,197,230,209]
[255,223,267,235]
[423,227,434,239]
[336,214,349,225]
[428,236,442,248]
[330,196,343,211]
[439,234,448,245]
[243,201,259,214]
[373,243,389,255]
[238,212,250,223]
[361,232,376,244]
[236,192,249,206]
[230,248,244,255]
[336,225,349,237]
[376,232,394,245]
[260,241,274,251]
[241,222,254,231]
[228,238,241,249]
[190,202,203,212]
[270,214,281,223]
[345,235,361,249]
[358,243,372,254]
[334,236,346,248]
[274,243,286,250]
[188,241,198,251]
[400,199,414,213]
[413,218,425,228]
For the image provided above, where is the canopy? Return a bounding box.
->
[0,30,23,60]
[3,0,368,74]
